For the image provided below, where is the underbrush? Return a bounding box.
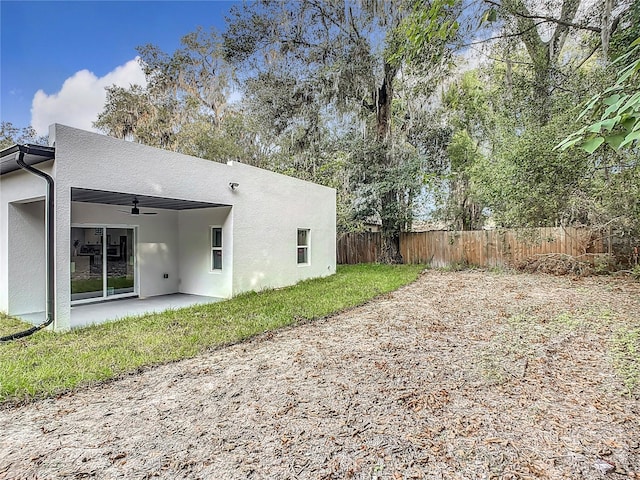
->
[514,253,640,279]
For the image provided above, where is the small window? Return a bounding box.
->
[211,227,222,270]
[297,229,310,265]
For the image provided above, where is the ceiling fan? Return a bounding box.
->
[118,197,157,216]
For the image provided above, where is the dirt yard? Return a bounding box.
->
[1,271,639,479]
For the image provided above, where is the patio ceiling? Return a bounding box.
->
[71,187,229,210]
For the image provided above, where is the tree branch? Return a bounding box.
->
[466,45,535,65]
[483,0,601,33]
[573,13,623,69]
[462,20,546,47]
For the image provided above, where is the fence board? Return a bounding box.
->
[336,232,382,264]
[339,227,608,266]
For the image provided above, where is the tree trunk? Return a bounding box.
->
[377,63,403,264]
[502,0,581,126]
[533,56,552,126]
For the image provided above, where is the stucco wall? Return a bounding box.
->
[0,163,52,315]
[178,207,232,298]
[6,124,336,330]
[226,161,337,293]
[7,201,46,315]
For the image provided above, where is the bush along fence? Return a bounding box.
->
[337,227,638,270]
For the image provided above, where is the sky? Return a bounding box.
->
[1,0,239,136]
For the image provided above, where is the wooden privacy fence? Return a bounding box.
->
[337,227,606,267]
[336,231,382,264]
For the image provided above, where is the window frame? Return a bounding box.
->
[297,228,310,266]
[210,226,223,272]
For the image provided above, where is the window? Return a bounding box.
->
[211,227,223,270]
[297,229,310,265]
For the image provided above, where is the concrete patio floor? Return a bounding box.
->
[18,294,224,329]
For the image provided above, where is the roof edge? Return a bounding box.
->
[0,143,56,176]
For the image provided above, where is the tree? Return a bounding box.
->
[0,122,47,149]
[557,37,640,153]
[436,70,493,230]
[94,27,243,163]
[138,27,234,129]
[94,85,177,149]
[223,0,459,262]
[443,36,638,237]
[554,37,640,237]
[479,0,632,125]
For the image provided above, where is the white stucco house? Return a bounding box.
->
[0,124,336,331]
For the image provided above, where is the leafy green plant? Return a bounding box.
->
[593,255,616,275]
[557,38,640,153]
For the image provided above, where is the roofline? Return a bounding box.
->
[0,143,55,176]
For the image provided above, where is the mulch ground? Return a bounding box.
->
[1,270,639,479]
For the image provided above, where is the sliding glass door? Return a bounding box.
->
[71,226,136,303]
[106,228,135,297]
[71,227,104,301]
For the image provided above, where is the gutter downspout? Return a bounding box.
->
[0,147,55,341]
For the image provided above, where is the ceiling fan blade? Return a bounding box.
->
[116,198,158,215]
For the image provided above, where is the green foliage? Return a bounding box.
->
[439,131,484,229]
[609,2,640,59]
[0,264,423,404]
[443,71,491,136]
[447,130,477,172]
[223,0,459,261]
[349,135,425,233]
[174,112,259,163]
[139,27,233,128]
[386,0,460,67]
[94,27,245,164]
[431,30,639,236]
[557,38,640,153]
[473,113,592,227]
[94,85,177,149]
[88,1,638,241]
[0,122,47,149]
[429,70,493,230]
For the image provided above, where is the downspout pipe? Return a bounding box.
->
[0,147,55,341]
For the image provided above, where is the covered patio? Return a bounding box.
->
[1,125,337,333]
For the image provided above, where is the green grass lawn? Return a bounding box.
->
[71,276,134,294]
[0,264,423,404]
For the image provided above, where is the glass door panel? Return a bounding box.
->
[106,228,134,296]
[71,227,104,301]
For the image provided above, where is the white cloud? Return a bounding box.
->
[31,58,147,136]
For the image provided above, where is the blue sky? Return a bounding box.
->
[1,0,238,135]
